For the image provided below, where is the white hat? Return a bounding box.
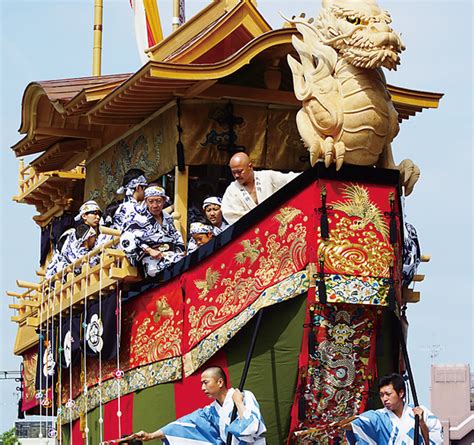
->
[202,196,222,210]
[116,174,148,196]
[74,200,102,222]
[189,222,214,235]
[144,185,170,202]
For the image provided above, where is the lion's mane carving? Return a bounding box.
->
[287,0,420,195]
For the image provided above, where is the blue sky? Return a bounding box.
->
[1,0,472,434]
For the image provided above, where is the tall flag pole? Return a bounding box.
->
[130,0,164,64]
[93,0,103,76]
[172,0,185,32]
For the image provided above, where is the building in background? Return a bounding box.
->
[431,364,474,444]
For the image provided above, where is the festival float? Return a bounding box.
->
[8,0,443,443]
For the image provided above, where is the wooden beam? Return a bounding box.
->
[200,83,300,107]
[19,300,40,308]
[183,80,218,98]
[403,288,421,303]
[421,254,431,262]
[412,274,425,282]
[173,166,189,243]
[16,280,41,290]
[35,126,102,140]
[26,317,40,328]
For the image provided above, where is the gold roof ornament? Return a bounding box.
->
[286,0,439,196]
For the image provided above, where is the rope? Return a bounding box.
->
[83,254,91,445]
[98,244,105,444]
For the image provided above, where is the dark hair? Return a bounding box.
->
[102,200,122,227]
[75,224,94,240]
[57,228,73,252]
[205,366,227,387]
[378,373,406,396]
[122,168,146,187]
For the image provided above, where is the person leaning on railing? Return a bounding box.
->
[61,224,100,276]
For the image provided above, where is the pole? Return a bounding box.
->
[172,0,180,32]
[93,0,103,76]
[225,309,265,445]
[395,314,420,445]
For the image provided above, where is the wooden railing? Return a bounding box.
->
[13,159,86,204]
[8,229,139,328]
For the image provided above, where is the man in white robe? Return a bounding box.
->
[132,366,266,445]
[221,153,299,225]
[343,373,443,445]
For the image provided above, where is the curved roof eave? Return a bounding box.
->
[88,28,443,123]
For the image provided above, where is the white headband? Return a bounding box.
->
[144,186,169,202]
[202,196,222,210]
[74,201,102,222]
[190,222,214,235]
[116,175,148,196]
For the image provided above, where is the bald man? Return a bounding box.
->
[132,366,266,444]
[221,153,300,224]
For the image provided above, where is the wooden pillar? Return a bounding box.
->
[173,166,189,243]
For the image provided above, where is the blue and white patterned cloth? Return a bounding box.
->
[187,221,230,254]
[402,222,421,286]
[346,404,443,445]
[116,174,147,196]
[60,229,100,275]
[113,196,147,232]
[45,228,75,279]
[120,210,184,277]
[162,388,266,445]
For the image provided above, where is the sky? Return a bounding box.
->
[1,0,473,435]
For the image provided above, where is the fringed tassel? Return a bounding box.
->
[317,255,327,304]
[386,192,398,245]
[388,263,396,311]
[318,184,331,240]
[308,304,316,356]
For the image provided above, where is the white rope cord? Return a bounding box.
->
[68,264,74,445]
[116,274,123,438]
[98,243,105,444]
[38,280,46,440]
[83,254,91,445]
[56,267,66,441]
[49,277,54,439]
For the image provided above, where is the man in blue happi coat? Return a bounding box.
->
[132,366,266,444]
[343,373,443,445]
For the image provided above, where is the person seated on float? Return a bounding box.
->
[187,222,215,254]
[188,196,228,252]
[222,152,299,225]
[75,200,102,233]
[59,200,102,265]
[114,168,148,232]
[61,224,100,275]
[45,227,75,279]
[120,184,185,278]
[203,196,229,235]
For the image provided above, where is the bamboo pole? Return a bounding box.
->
[92,0,103,76]
[172,0,180,31]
